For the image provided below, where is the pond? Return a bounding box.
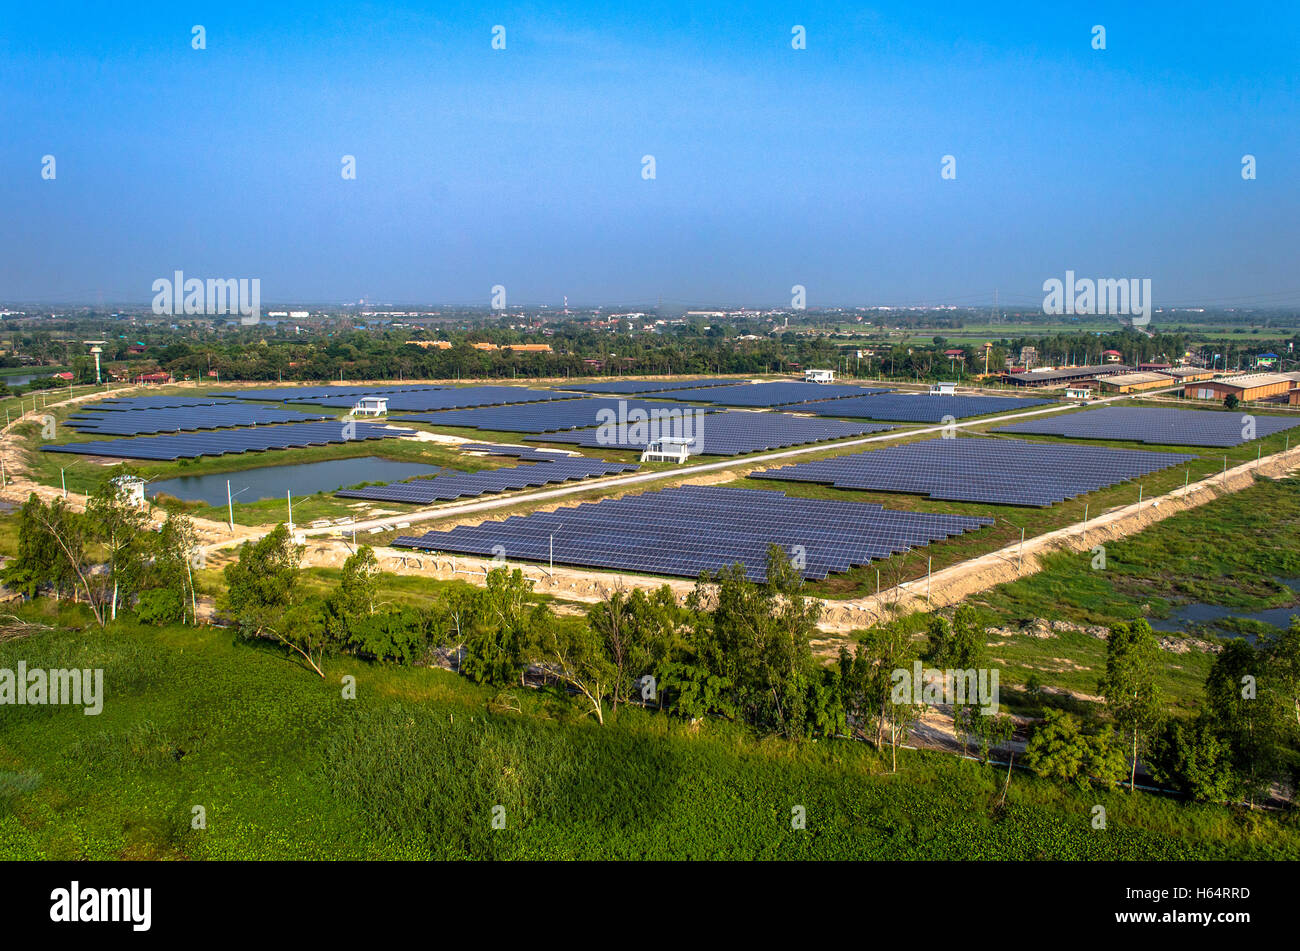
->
[147,456,443,506]
[1149,578,1300,638]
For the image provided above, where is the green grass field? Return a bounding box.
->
[2,609,1297,860]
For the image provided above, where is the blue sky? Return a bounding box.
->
[2,2,1297,308]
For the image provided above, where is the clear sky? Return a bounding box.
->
[2,2,1297,308]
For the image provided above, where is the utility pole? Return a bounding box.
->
[227,480,235,531]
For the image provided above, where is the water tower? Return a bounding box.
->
[89,345,103,384]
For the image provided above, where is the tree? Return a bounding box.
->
[1099,620,1162,791]
[84,477,153,622]
[1224,393,1240,410]
[588,584,689,713]
[1023,709,1128,790]
[535,621,616,724]
[1,494,72,601]
[1148,716,1237,802]
[333,545,380,620]
[141,512,201,624]
[460,567,543,686]
[1205,639,1281,806]
[687,546,823,736]
[222,525,325,676]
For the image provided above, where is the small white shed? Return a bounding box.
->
[351,396,388,417]
[929,381,958,396]
[804,369,835,384]
[111,475,147,508]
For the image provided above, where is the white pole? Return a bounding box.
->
[61,468,67,497]
[1019,527,1024,572]
[227,480,234,530]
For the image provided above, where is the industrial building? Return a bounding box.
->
[1184,373,1297,402]
[1001,364,1131,387]
[1095,372,1171,394]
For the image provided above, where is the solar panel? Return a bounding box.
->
[398,397,722,433]
[41,421,415,461]
[991,406,1300,448]
[212,384,448,403]
[65,404,329,435]
[299,386,580,411]
[554,378,746,395]
[338,454,639,503]
[789,392,1055,422]
[393,485,993,581]
[530,410,891,455]
[79,396,240,412]
[650,381,890,407]
[752,437,1197,506]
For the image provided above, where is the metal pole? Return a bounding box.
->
[1139,484,1143,503]
[549,534,553,575]
[287,490,293,529]
[1019,528,1024,573]
[227,479,234,530]
[61,468,67,497]
[876,568,880,598]
[926,557,932,604]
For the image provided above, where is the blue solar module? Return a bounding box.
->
[530,410,891,455]
[65,404,329,435]
[790,392,1055,422]
[41,421,414,461]
[398,397,721,433]
[650,381,889,407]
[555,378,745,395]
[80,396,240,412]
[393,485,993,581]
[338,454,639,503]
[458,443,576,461]
[299,386,580,411]
[991,406,1300,448]
[752,437,1197,506]
[212,384,448,403]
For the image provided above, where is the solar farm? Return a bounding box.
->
[292,385,579,412]
[393,485,994,581]
[337,452,639,504]
[651,381,889,406]
[65,404,330,435]
[752,437,1198,506]
[792,392,1055,422]
[991,405,1300,447]
[556,378,744,395]
[531,410,892,455]
[397,397,722,433]
[40,421,413,460]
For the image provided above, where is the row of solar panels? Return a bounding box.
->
[40,421,413,460]
[337,455,639,503]
[65,404,329,435]
[753,437,1198,507]
[394,485,993,581]
[992,406,1300,448]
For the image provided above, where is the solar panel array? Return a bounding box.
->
[213,384,447,403]
[458,443,578,461]
[393,485,993,581]
[752,437,1197,506]
[791,392,1055,422]
[337,455,639,504]
[299,386,579,412]
[81,395,240,412]
[41,421,414,461]
[991,406,1300,448]
[398,397,721,433]
[65,404,329,435]
[555,378,745,395]
[652,381,890,407]
[530,410,891,455]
